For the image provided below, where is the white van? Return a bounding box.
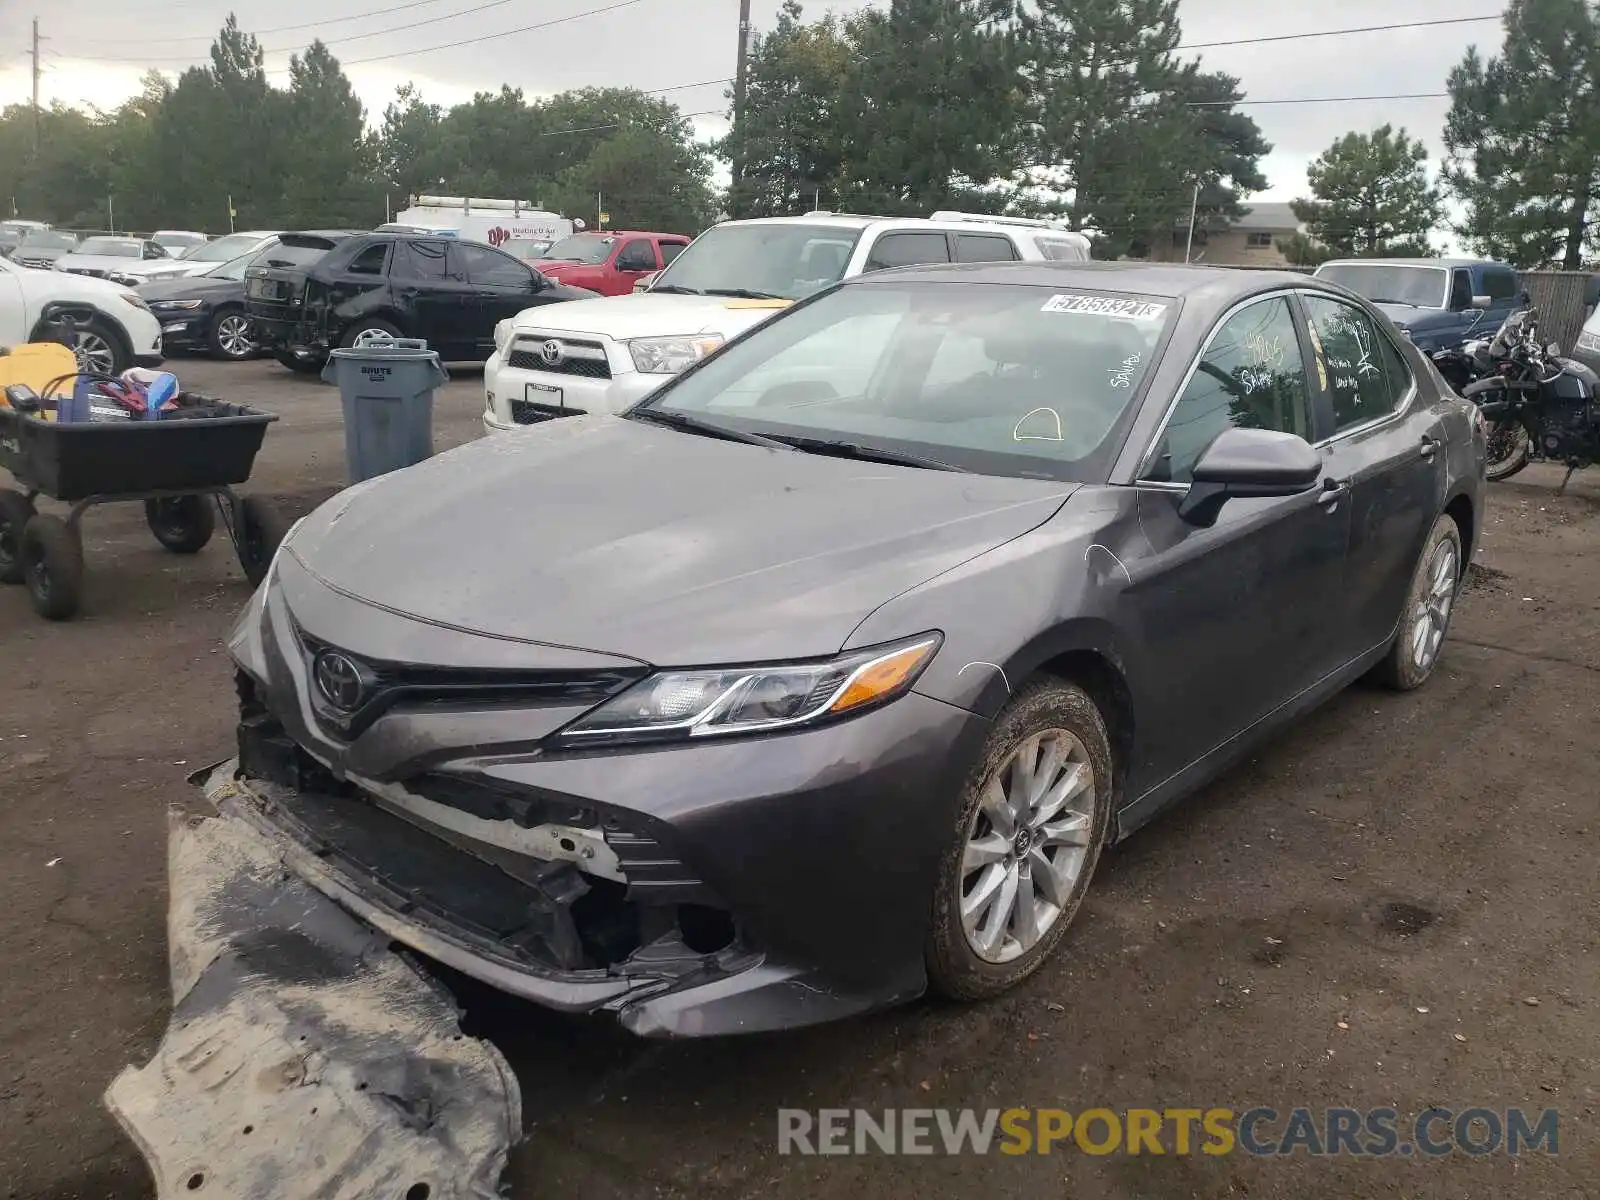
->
[482,211,1091,432]
[389,195,573,253]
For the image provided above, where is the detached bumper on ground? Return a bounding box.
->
[104,791,522,1200]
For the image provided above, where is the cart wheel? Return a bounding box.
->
[236,495,292,587]
[145,495,216,554]
[0,488,37,585]
[21,514,84,620]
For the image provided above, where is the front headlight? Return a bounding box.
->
[119,291,151,312]
[153,299,204,311]
[627,334,724,374]
[557,633,941,745]
[493,318,514,353]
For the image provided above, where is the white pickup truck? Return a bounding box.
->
[481,211,1091,433]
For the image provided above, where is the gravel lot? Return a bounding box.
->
[1,357,1595,1199]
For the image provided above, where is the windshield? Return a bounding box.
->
[19,231,76,251]
[505,238,551,258]
[650,223,862,301]
[543,235,615,264]
[184,233,267,263]
[1,222,42,239]
[255,239,340,269]
[639,281,1171,480]
[78,237,142,258]
[1317,263,1446,308]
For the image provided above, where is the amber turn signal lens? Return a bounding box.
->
[827,639,939,714]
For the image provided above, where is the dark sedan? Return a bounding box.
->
[135,238,294,359]
[214,262,1485,1036]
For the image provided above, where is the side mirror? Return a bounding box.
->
[1177,428,1323,528]
[1470,294,1493,309]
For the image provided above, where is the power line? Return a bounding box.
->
[1176,14,1501,51]
[74,0,483,45]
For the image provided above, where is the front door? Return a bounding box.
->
[453,242,546,354]
[1300,293,1448,658]
[612,238,659,295]
[1122,294,1351,788]
[389,240,476,356]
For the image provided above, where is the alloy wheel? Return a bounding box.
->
[217,314,255,358]
[72,330,115,376]
[958,729,1097,964]
[1409,538,1459,670]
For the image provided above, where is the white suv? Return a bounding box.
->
[482,211,1090,433]
[0,254,163,375]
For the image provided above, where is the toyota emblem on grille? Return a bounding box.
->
[313,650,367,712]
[540,339,564,366]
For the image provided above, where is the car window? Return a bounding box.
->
[1303,296,1408,434]
[1483,267,1518,300]
[615,239,657,271]
[1318,263,1447,309]
[954,233,1019,263]
[391,240,450,283]
[1036,237,1088,262]
[454,242,532,287]
[864,232,951,271]
[1449,269,1473,310]
[645,281,1171,482]
[649,223,862,300]
[345,243,389,276]
[143,242,169,259]
[659,240,688,265]
[1144,296,1310,484]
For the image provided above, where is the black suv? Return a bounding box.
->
[244,231,595,373]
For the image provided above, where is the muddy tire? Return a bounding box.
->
[1375,514,1464,691]
[21,514,84,620]
[1485,418,1531,481]
[0,488,36,584]
[274,349,326,375]
[926,678,1113,1001]
[145,495,215,554]
[236,495,292,587]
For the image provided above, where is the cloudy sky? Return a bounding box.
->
[1,0,1504,204]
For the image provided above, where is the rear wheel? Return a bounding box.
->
[274,348,326,375]
[21,514,84,620]
[340,318,402,347]
[1485,418,1531,481]
[1375,514,1463,691]
[0,488,37,584]
[144,495,215,554]
[926,679,1113,1000]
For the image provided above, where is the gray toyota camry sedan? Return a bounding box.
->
[223,262,1486,1036]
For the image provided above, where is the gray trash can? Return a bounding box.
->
[321,332,449,483]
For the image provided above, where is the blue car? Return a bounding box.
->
[1314,258,1526,353]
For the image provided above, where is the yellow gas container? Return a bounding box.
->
[0,342,77,419]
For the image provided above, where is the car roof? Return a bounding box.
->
[1321,257,1503,270]
[566,230,685,238]
[844,259,1335,304]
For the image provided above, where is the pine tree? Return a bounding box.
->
[1291,125,1443,257]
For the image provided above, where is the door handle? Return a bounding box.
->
[1420,434,1439,460]
[1317,478,1350,511]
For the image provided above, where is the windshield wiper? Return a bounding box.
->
[628,407,793,449]
[1369,298,1418,307]
[703,287,788,300]
[769,435,967,472]
[648,284,703,295]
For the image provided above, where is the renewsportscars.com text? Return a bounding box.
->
[777,1107,1559,1157]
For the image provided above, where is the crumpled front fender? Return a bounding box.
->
[104,800,522,1199]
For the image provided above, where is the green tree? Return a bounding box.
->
[550,125,717,232]
[719,0,853,217]
[1276,231,1334,267]
[831,0,1025,214]
[1443,0,1600,267]
[1290,125,1443,257]
[277,41,377,227]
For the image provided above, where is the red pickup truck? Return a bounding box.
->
[532,231,691,296]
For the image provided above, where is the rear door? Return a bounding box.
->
[952,232,1021,263]
[1300,292,1447,659]
[389,240,476,355]
[861,231,953,272]
[1125,294,1351,785]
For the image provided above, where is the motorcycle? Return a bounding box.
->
[1430,307,1600,490]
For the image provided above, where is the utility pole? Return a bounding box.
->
[1183,179,1200,264]
[729,0,752,202]
[30,18,42,155]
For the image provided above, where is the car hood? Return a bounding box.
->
[1374,303,1447,326]
[507,292,793,340]
[285,415,1076,665]
[136,275,241,302]
[54,253,159,273]
[14,246,69,262]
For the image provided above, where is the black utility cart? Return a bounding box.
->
[0,399,289,620]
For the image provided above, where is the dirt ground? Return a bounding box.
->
[1,357,1595,1199]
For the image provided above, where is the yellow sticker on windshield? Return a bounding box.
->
[721,299,792,310]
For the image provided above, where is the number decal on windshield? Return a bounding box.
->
[1041,294,1167,320]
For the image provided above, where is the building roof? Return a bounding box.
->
[1231,202,1301,231]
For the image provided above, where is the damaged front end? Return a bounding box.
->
[105,796,522,1200]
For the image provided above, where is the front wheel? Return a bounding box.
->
[340,319,402,348]
[1374,514,1464,691]
[21,514,84,620]
[67,315,128,377]
[235,495,292,587]
[0,488,37,584]
[207,308,256,360]
[925,679,1113,1001]
[1485,418,1531,481]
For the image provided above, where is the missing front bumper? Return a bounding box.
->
[104,803,522,1199]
